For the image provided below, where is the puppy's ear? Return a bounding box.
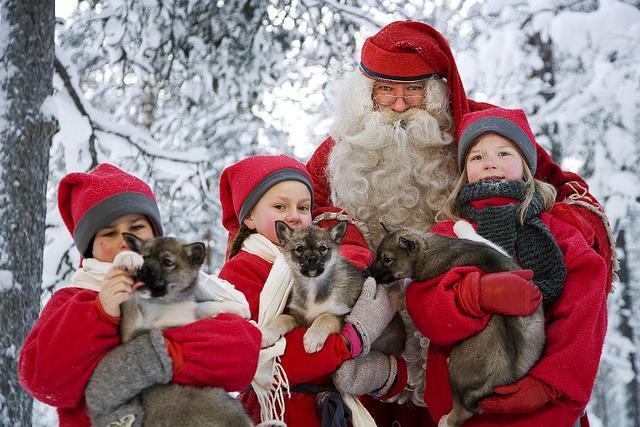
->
[398,236,417,253]
[330,220,348,243]
[183,242,206,267]
[122,233,145,253]
[275,221,293,244]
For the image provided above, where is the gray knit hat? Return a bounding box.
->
[220,154,314,235]
[457,107,537,175]
[58,164,163,257]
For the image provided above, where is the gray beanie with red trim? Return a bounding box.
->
[457,107,537,175]
[58,163,163,257]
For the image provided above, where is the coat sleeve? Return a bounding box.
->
[166,314,262,391]
[219,252,271,321]
[405,221,492,346]
[219,251,350,386]
[306,137,373,269]
[406,266,491,346]
[527,214,608,405]
[18,288,121,408]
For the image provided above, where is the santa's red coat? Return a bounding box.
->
[406,205,607,426]
[18,287,261,427]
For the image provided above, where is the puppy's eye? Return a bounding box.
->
[383,256,394,266]
[318,245,328,254]
[162,259,175,268]
[294,245,304,255]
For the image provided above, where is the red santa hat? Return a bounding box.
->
[219,155,314,236]
[359,20,470,135]
[58,163,163,257]
[457,107,537,174]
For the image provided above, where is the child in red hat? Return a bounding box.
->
[18,163,260,427]
[217,154,399,426]
[405,107,607,426]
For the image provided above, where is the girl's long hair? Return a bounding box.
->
[228,223,256,259]
[438,160,557,224]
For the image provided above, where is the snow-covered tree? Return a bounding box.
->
[47,0,378,290]
[0,1,54,424]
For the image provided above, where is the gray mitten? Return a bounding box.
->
[85,329,173,423]
[332,350,397,396]
[345,277,397,355]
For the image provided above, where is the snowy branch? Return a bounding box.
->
[54,55,207,166]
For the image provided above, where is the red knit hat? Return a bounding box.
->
[359,20,470,134]
[219,155,313,235]
[457,107,537,174]
[58,163,163,257]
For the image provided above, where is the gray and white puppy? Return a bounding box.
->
[369,223,545,427]
[260,221,364,353]
[110,233,252,427]
[261,221,405,356]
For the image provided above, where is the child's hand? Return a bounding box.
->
[98,267,136,317]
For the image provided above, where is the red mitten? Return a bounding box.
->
[479,375,561,413]
[163,315,261,390]
[454,270,541,317]
[339,243,374,270]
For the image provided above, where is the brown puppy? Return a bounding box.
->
[370,225,545,427]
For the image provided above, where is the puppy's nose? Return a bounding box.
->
[306,255,318,266]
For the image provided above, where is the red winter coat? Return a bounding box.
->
[18,286,261,427]
[220,250,435,427]
[406,202,608,426]
[306,98,615,289]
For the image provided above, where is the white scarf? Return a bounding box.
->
[68,258,113,292]
[243,234,375,427]
[242,234,292,426]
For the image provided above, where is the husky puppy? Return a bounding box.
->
[260,221,364,353]
[369,223,545,427]
[261,221,405,356]
[111,233,252,427]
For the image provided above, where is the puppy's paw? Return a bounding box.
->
[260,325,282,349]
[113,251,144,274]
[303,327,330,354]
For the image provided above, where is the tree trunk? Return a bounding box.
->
[616,228,640,427]
[0,1,54,424]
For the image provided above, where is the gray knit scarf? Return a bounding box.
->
[458,179,567,304]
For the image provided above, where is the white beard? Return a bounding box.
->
[327,73,458,246]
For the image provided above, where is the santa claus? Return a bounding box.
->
[307,20,615,427]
